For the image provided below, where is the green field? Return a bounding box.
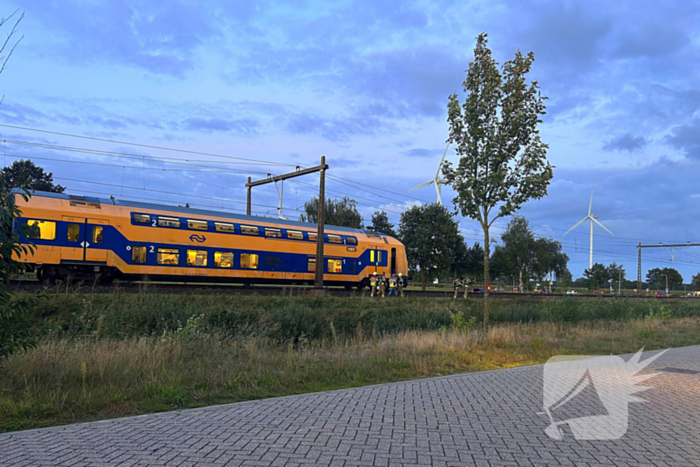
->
[1,290,699,432]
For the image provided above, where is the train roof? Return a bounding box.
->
[21,190,388,236]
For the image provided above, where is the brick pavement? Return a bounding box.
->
[1,346,699,466]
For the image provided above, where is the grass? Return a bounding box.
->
[1,305,699,432]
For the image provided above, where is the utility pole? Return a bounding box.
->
[315,156,326,290]
[246,177,252,216]
[637,242,642,293]
[618,268,621,295]
[245,157,329,291]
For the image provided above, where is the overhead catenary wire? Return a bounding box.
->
[0,124,298,167]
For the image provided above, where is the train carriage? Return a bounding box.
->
[13,191,409,288]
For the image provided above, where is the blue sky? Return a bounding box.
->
[1,0,700,284]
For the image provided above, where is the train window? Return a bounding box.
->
[157,248,180,265]
[158,216,181,228]
[327,259,342,273]
[265,228,282,238]
[377,251,383,262]
[132,246,147,264]
[241,225,259,236]
[382,237,388,243]
[186,249,208,267]
[346,236,357,245]
[240,253,259,269]
[25,220,56,240]
[214,222,235,233]
[132,213,151,224]
[214,251,233,268]
[347,247,356,252]
[265,255,280,267]
[91,226,103,244]
[328,234,342,244]
[187,220,208,231]
[287,230,303,240]
[307,257,316,272]
[370,250,383,263]
[67,224,80,242]
[308,232,318,241]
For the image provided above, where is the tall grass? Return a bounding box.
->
[2,312,699,432]
[22,290,700,342]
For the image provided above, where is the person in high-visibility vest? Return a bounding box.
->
[464,277,471,298]
[453,277,462,299]
[397,273,404,297]
[370,273,378,297]
[379,274,386,297]
[388,275,397,297]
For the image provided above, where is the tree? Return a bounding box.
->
[499,216,536,292]
[584,263,609,290]
[607,262,625,289]
[531,237,568,286]
[299,196,362,229]
[465,242,484,281]
[0,9,24,106]
[0,179,37,358]
[647,267,682,291]
[692,273,700,291]
[557,268,573,291]
[443,33,553,325]
[0,160,65,193]
[367,211,396,237]
[398,203,463,290]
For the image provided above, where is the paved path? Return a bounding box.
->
[1,346,699,467]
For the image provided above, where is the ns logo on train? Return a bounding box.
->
[189,234,206,243]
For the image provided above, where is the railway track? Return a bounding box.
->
[7,280,689,299]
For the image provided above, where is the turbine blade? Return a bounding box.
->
[409,180,434,191]
[592,218,614,236]
[588,185,594,216]
[436,182,442,205]
[435,143,450,179]
[563,217,588,236]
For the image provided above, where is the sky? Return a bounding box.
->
[1,0,700,284]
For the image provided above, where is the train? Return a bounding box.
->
[12,190,409,288]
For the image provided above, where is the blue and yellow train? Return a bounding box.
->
[13,190,408,288]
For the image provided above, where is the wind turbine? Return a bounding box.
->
[564,185,613,269]
[409,143,449,205]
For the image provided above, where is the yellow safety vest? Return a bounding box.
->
[389,279,396,287]
[370,277,377,285]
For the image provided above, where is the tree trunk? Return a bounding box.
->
[482,225,490,327]
[519,269,523,294]
[420,268,426,291]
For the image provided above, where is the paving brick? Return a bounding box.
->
[0,347,699,466]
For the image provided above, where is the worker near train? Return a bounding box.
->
[453,277,462,299]
[379,273,386,297]
[463,277,472,298]
[388,274,397,297]
[370,273,378,297]
[397,273,404,297]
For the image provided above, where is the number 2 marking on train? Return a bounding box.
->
[152,219,157,226]
[150,246,155,253]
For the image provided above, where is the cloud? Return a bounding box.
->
[401,148,443,158]
[285,112,388,142]
[25,0,216,76]
[602,133,648,152]
[665,118,700,159]
[181,117,259,135]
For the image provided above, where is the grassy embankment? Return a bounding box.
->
[1,289,699,432]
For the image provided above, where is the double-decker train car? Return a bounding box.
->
[13,190,408,288]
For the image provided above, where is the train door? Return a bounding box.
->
[391,248,396,275]
[62,217,109,263]
[370,248,385,273]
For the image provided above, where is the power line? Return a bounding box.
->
[0,124,298,167]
